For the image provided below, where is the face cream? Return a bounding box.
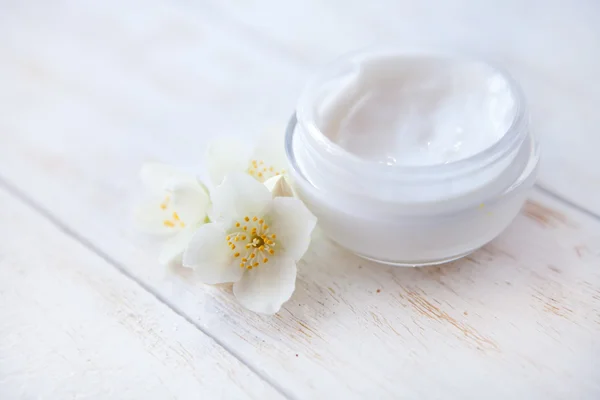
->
[286,49,539,266]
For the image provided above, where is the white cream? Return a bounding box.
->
[289,50,539,266]
[316,56,516,166]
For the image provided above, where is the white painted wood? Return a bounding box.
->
[1,0,600,399]
[0,188,283,400]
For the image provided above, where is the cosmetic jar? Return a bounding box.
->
[285,48,539,266]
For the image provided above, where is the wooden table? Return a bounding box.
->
[1,1,599,399]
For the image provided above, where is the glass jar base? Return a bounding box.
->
[352,249,477,267]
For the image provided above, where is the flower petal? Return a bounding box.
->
[134,196,176,235]
[206,137,252,186]
[263,175,294,198]
[233,256,296,314]
[170,182,210,226]
[183,223,244,284]
[269,197,317,261]
[251,130,288,172]
[211,173,272,221]
[140,162,198,192]
[158,226,198,265]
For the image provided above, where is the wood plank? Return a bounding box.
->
[0,189,282,399]
[1,1,600,398]
[3,145,600,400]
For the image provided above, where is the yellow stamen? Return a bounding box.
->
[258,172,263,178]
[173,212,180,221]
[163,220,175,227]
[160,196,170,210]
[226,213,278,271]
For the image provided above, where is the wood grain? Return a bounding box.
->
[1,1,600,399]
[3,145,600,399]
[0,188,282,399]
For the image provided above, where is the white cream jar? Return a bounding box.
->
[286,49,539,266]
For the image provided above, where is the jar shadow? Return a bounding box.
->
[297,228,479,288]
[287,227,508,319]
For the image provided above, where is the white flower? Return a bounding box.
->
[206,130,288,186]
[135,163,210,265]
[183,173,317,314]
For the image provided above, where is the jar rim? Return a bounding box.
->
[295,48,528,180]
